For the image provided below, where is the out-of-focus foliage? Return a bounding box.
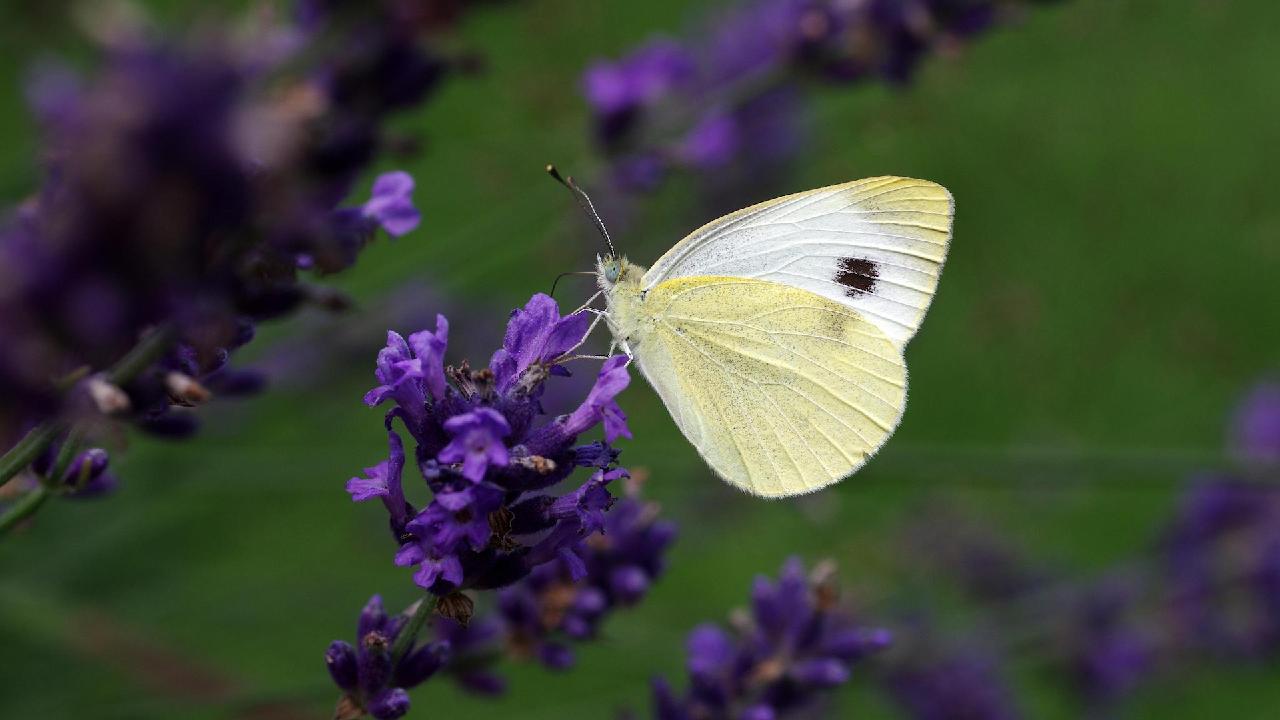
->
[0,0,1277,718]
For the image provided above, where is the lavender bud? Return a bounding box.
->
[324,640,359,691]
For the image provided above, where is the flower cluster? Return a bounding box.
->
[491,488,677,671]
[1160,476,1280,659]
[0,0,506,519]
[332,293,677,716]
[351,293,636,599]
[880,380,1280,718]
[327,595,451,720]
[882,646,1022,720]
[582,0,1061,200]
[648,557,891,720]
[326,490,677,718]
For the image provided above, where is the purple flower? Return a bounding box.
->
[548,468,626,535]
[564,354,632,441]
[1,0,472,516]
[649,557,888,718]
[1232,382,1280,464]
[1161,477,1280,657]
[349,294,646,600]
[1057,580,1153,707]
[406,315,450,402]
[404,485,500,558]
[324,595,451,720]
[439,408,511,482]
[346,429,411,532]
[583,38,695,116]
[679,111,740,170]
[364,316,448,439]
[489,293,591,393]
[581,0,1056,200]
[348,460,397,502]
[883,648,1023,720]
[339,291,676,713]
[410,553,465,589]
[362,171,421,237]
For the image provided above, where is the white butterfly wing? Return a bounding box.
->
[640,177,953,348]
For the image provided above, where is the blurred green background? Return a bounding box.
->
[2,0,1279,718]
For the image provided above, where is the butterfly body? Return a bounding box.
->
[596,177,952,497]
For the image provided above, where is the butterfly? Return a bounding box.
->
[582,176,953,497]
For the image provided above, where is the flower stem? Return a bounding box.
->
[107,325,176,385]
[390,595,439,667]
[0,423,65,487]
[0,485,51,535]
[0,326,175,537]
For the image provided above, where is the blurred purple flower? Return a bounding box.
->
[581,0,1058,201]
[1231,382,1280,464]
[583,38,695,117]
[884,648,1023,720]
[0,0,482,517]
[362,171,422,237]
[649,557,889,718]
[326,595,450,720]
[1161,476,1280,658]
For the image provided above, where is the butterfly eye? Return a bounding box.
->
[604,264,620,283]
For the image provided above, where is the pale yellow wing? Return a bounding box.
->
[640,177,953,349]
[631,276,907,497]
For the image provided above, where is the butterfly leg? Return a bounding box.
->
[557,309,607,361]
[568,291,603,316]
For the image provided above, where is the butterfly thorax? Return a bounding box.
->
[598,255,649,351]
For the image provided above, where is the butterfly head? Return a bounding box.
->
[597,254,638,290]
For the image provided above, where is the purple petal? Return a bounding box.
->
[1233,382,1280,463]
[582,62,633,114]
[406,315,448,400]
[370,197,420,237]
[346,461,391,501]
[686,624,734,678]
[791,658,850,687]
[371,170,415,198]
[368,687,411,719]
[324,640,358,691]
[563,355,632,439]
[395,543,425,567]
[363,171,421,237]
[680,111,740,169]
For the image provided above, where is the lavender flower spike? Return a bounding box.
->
[326,595,450,720]
[349,292,637,599]
[648,557,889,719]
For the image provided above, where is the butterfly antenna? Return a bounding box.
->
[547,164,616,256]
[550,270,597,298]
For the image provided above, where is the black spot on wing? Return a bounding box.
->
[834,257,878,297]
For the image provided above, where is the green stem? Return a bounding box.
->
[0,423,65,487]
[0,326,175,537]
[0,485,51,535]
[107,325,176,385]
[390,595,439,668]
[47,427,85,487]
